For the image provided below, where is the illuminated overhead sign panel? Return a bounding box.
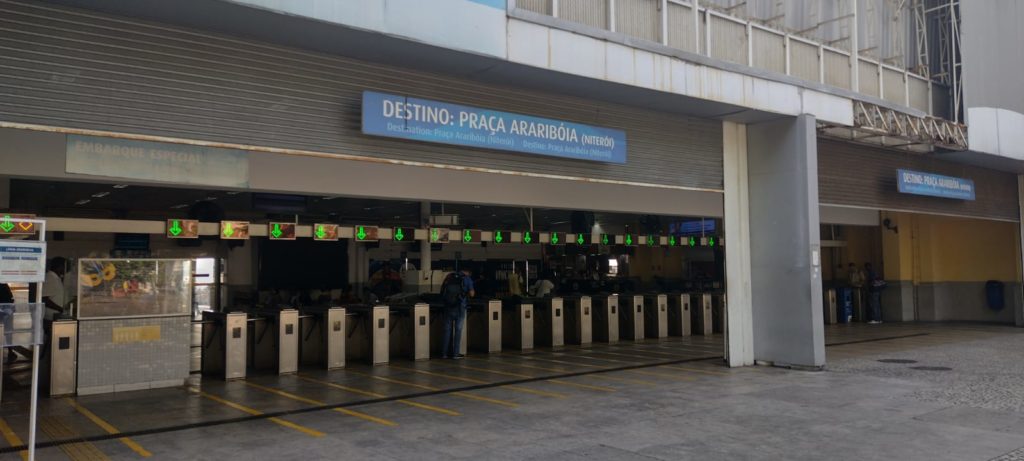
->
[220,221,249,240]
[166,219,198,239]
[897,169,975,200]
[459,229,482,244]
[623,234,637,246]
[429,228,450,243]
[313,224,339,241]
[362,91,627,164]
[354,226,379,242]
[548,232,563,245]
[0,215,37,235]
[573,234,591,245]
[600,234,613,246]
[521,231,537,245]
[492,230,508,244]
[268,222,296,240]
[392,227,414,242]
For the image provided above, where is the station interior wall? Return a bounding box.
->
[880,211,1023,323]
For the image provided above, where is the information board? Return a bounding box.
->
[0,241,46,283]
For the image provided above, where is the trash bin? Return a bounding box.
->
[986,280,1005,311]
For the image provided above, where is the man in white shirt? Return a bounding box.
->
[530,272,555,298]
[42,257,67,321]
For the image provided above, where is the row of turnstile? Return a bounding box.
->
[200,293,727,380]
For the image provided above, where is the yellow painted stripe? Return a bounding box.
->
[659,365,728,376]
[587,374,657,386]
[389,365,490,384]
[242,381,398,427]
[39,416,109,461]
[64,398,152,458]
[344,370,519,408]
[187,388,326,437]
[0,417,28,461]
[452,364,531,379]
[524,357,605,369]
[503,386,567,399]
[546,379,616,392]
[626,369,698,380]
[295,375,460,417]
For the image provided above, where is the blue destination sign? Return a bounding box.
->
[897,169,975,200]
[362,91,627,163]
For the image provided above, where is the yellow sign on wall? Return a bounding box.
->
[112,326,162,344]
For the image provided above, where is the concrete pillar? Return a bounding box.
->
[723,121,754,367]
[747,114,825,369]
[420,201,432,273]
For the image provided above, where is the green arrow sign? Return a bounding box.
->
[356,226,368,240]
[523,232,533,244]
[394,228,405,241]
[168,220,182,236]
[463,229,472,243]
[270,223,283,239]
[430,228,440,242]
[669,236,677,246]
[708,237,716,247]
[315,225,326,239]
[0,215,15,233]
[625,234,633,246]
[689,236,696,247]
[550,233,559,244]
[647,235,655,246]
[223,222,234,238]
[494,231,504,243]
[602,234,610,245]
[577,234,585,245]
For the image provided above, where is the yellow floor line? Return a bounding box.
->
[187,388,326,437]
[626,369,698,381]
[64,398,152,457]
[523,357,605,369]
[39,416,109,461]
[295,375,460,417]
[452,364,531,379]
[342,370,518,407]
[0,417,28,461]
[546,380,616,392]
[659,365,729,376]
[586,373,657,386]
[389,365,558,400]
[242,381,399,427]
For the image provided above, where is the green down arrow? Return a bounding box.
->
[356,226,368,240]
[394,228,405,241]
[430,229,440,242]
[270,223,283,239]
[523,232,532,244]
[315,225,327,239]
[0,216,14,233]
[577,234,585,245]
[463,230,472,242]
[494,231,503,243]
[550,233,559,244]
[223,222,234,238]
[168,220,182,236]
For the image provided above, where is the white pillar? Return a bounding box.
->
[723,121,755,367]
[420,201,432,273]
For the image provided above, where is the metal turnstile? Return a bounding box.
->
[563,296,592,345]
[50,320,78,396]
[667,293,692,337]
[430,304,467,357]
[201,312,247,380]
[533,297,564,348]
[346,305,389,365]
[591,294,619,343]
[712,294,727,334]
[643,294,668,339]
[390,303,430,361]
[298,307,346,370]
[250,309,299,375]
[852,289,865,322]
[692,293,714,336]
[468,300,502,353]
[824,289,838,325]
[501,299,534,351]
[619,295,645,341]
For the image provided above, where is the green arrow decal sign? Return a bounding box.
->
[223,222,234,238]
[523,232,533,244]
[577,234,585,245]
[463,229,472,243]
[168,220,182,236]
[550,233,559,244]
[431,228,440,242]
[394,228,405,241]
[625,234,633,246]
[708,237,716,247]
[689,236,696,247]
[602,234,610,245]
[315,225,327,239]
[356,226,368,240]
[669,235,676,246]
[494,231,504,243]
[270,223,283,239]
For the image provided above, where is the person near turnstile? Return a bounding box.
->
[42,257,67,321]
[865,263,885,324]
[440,268,474,359]
[530,272,555,298]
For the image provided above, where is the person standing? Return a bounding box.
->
[530,272,555,298]
[42,257,67,321]
[440,268,474,359]
[864,263,885,324]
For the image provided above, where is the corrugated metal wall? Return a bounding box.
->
[882,67,905,105]
[666,2,697,53]
[823,49,851,90]
[708,15,747,65]
[614,0,660,43]
[751,28,785,74]
[818,140,1019,221]
[560,0,608,29]
[0,0,724,191]
[790,40,820,83]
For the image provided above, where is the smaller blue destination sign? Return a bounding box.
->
[362,91,627,163]
[897,169,975,200]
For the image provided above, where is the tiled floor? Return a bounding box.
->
[1,322,1022,460]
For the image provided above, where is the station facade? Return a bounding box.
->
[0,0,1021,398]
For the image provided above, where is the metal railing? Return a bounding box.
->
[516,0,935,116]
